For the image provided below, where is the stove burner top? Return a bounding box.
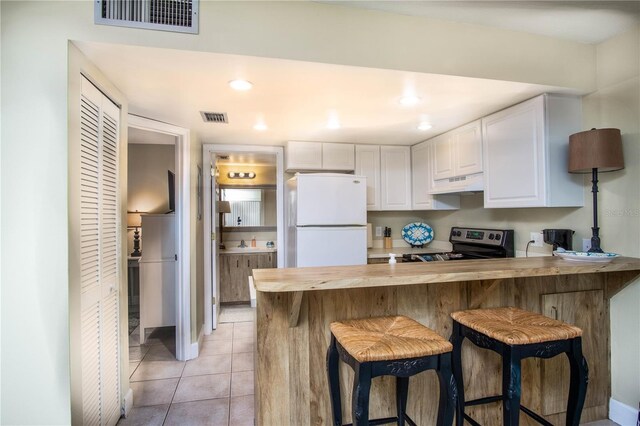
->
[402,253,465,262]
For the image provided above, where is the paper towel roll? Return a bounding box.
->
[367,223,373,248]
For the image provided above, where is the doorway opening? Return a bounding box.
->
[202,144,284,332]
[128,115,192,361]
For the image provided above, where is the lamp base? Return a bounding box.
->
[131,228,142,257]
[588,228,604,253]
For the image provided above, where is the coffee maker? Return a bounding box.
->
[543,229,574,251]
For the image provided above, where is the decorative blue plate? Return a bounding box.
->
[402,222,434,247]
[553,250,619,262]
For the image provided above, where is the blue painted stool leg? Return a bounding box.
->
[326,336,343,426]
[396,376,409,426]
[450,321,465,426]
[502,346,521,426]
[352,362,372,426]
[436,352,457,426]
[566,338,588,426]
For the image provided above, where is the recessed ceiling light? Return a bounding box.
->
[418,122,433,131]
[327,118,341,130]
[400,95,421,106]
[228,79,253,91]
[254,123,268,131]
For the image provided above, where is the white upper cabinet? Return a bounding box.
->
[380,146,412,211]
[432,120,482,181]
[355,145,411,211]
[411,141,460,210]
[285,141,322,170]
[482,94,584,208]
[355,145,381,210]
[429,120,484,194]
[454,121,483,176]
[285,141,354,172]
[432,132,455,180]
[322,142,355,171]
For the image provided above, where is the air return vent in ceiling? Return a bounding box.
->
[200,112,228,124]
[95,0,199,34]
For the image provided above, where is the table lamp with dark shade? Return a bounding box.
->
[568,128,624,253]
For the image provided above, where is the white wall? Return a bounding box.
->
[588,26,640,410]
[0,1,630,423]
[127,143,176,253]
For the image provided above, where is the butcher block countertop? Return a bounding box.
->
[252,256,640,293]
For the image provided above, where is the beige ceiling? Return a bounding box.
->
[321,1,640,44]
[76,41,571,147]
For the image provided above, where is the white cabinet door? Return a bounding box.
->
[355,145,380,210]
[454,120,483,176]
[139,261,177,344]
[285,141,322,171]
[483,96,546,207]
[483,94,583,208]
[141,214,175,260]
[412,141,460,211]
[380,146,411,210]
[432,133,455,181]
[411,141,432,209]
[322,142,355,171]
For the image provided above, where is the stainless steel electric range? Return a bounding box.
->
[402,227,515,262]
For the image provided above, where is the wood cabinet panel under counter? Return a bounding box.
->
[252,257,640,425]
[219,250,276,303]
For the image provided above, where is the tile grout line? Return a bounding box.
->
[162,359,187,425]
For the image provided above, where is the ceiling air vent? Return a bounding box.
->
[200,112,228,124]
[95,0,199,34]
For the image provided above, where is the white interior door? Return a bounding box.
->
[77,76,121,426]
[211,172,220,329]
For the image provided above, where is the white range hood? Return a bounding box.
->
[428,172,484,195]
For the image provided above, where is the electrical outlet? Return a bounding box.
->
[375,226,382,237]
[530,232,543,247]
[582,238,591,252]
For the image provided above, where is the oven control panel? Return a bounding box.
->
[449,227,510,246]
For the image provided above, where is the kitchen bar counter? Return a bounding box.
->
[253,257,640,425]
[253,256,640,292]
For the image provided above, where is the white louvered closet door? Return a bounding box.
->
[80,76,121,426]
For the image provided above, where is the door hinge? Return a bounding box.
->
[175,254,178,261]
[211,232,216,241]
[212,296,216,305]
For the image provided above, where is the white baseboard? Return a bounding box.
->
[610,398,638,426]
[189,326,205,359]
[122,388,133,417]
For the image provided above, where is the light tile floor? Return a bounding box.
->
[119,312,255,426]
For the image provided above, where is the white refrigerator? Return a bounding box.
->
[286,173,367,267]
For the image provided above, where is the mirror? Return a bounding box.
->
[221,188,276,230]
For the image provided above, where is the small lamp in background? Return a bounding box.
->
[127,211,144,257]
[218,201,232,249]
[568,128,624,253]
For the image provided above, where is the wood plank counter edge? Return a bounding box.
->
[253,256,640,293]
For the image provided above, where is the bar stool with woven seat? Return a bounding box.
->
[326,315,458,426]
[449,307,588,426]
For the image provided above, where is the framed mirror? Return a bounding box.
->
[220,187,277,231]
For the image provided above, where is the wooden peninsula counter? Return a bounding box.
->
[252,256,640,425]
